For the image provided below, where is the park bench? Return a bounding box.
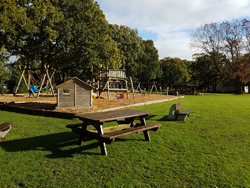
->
[0,122,13,138]
[167,102,191,121]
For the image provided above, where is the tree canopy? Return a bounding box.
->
[190,19,250,93]
[0,0,61,54]
[159,57,190,87]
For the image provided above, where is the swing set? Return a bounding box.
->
[15,65,55,98]
[135,81,158,96]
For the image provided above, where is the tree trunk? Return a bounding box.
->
[237,81,243,94]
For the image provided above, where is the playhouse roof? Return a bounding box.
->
[56,77,94,90]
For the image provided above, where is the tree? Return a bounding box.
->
[190,19,250,93]
[137,40,160,82]
[159,57,190,88]
[47,0,125,82]
[0,0,61,55]
[221,56,250,93]
[0,50,10,84]
[190,53,219,91]
[9,0,125,82]
[109,24,143,78]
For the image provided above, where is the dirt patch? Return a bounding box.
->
[2,93,177,114]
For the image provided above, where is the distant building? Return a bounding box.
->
[173,82,198,95]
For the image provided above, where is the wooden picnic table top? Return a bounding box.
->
[75,110,151,123]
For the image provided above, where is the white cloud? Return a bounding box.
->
[96,0,250,60]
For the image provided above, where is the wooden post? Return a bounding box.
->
[142,88,146,97]
[149,83,154,95]
[57,89,60,107]
[36,73,46,98]
[107,80,110,99]
[136,82,142,94]
[90,89,93,106]
[140,116,151,142]
[130,77,135,99]
[97,80,100,97]
[125,80,129,99]
[74,82,76,106]
[154,82,158,94]
[45,65,55,97]
[15,65,28,95]
[95,123,107,156]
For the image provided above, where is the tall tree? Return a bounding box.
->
[48,0,125,81]
[0,50,10,84]
[159,57,190,88]
[221,56,250,93]
[109,24,143,78]
[190,53,225,91]
[0,0,61,55]
[10,0,125,82]
[137,40,160,82]
[190,19,250,93]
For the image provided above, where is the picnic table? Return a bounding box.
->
[67,110,161,155]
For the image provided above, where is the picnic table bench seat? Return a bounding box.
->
[167,102,191,121]
[0,122,13,138]
[66,122,162,144]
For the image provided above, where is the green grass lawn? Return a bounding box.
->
[1,93,250,187]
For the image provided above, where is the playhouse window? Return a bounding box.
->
[63,89,71,96]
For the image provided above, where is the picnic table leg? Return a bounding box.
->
[94,123,108,156]
[78,123,87,146]
[140,117,151,142]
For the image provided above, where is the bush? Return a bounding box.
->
[15,83,28,93]
[0,87,7,94]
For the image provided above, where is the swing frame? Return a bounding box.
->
[15,65,55,98]
[135,81,158,95]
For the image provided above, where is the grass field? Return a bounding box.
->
[0,93,250,187]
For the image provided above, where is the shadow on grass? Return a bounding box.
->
[157,115,169,121]
[0,132,105,157]
[0,104,76,120]
[1,131,150,157]
[134,115,157,121]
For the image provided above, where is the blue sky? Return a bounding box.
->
[95,0,250,60]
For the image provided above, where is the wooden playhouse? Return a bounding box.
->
[56,77,94,109]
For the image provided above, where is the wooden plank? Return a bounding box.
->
[175,102,182,110]
[59,97,74,103]
[0,122,13,131]
[102,123,162,139]
[66,123,83,128]
[179,110,191,115]
[90,123,135,133]
[76,110,151,123]
[58,102,75,107]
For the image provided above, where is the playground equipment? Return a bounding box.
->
[15,65,55,98]
[95,69,135,99]
[135,81,158,95]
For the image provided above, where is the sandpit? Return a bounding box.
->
[0,93,179,114]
